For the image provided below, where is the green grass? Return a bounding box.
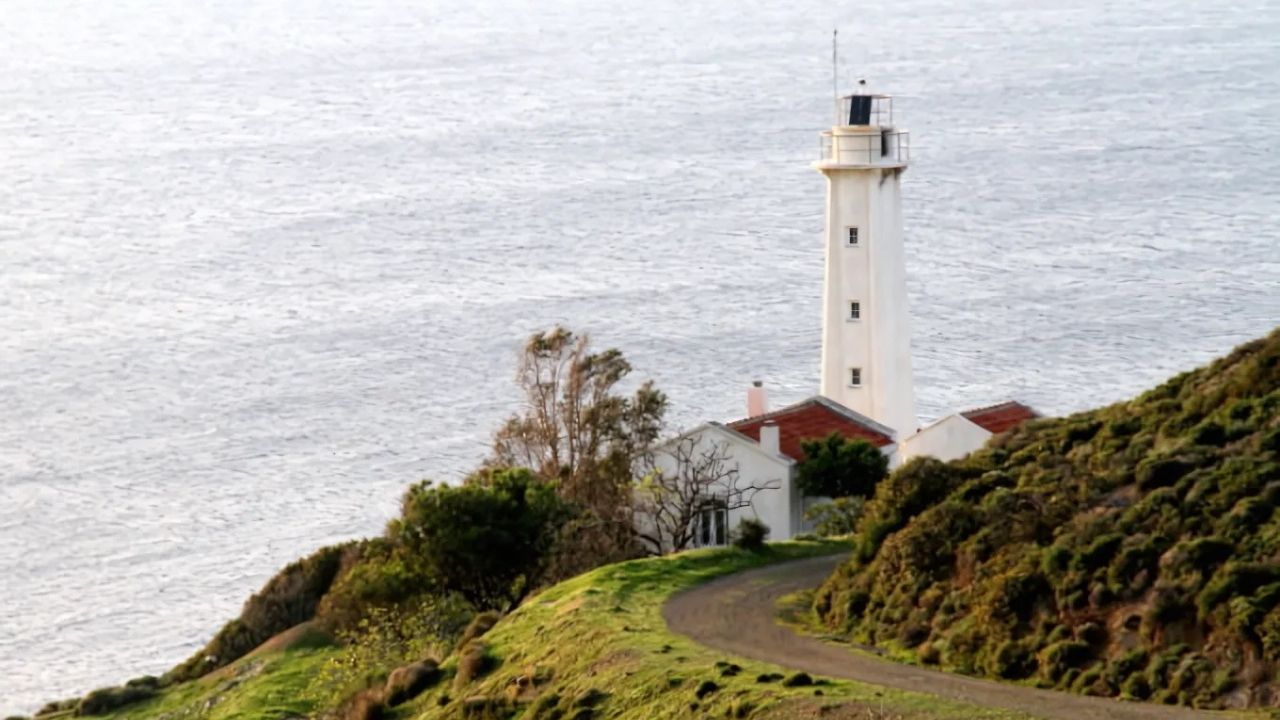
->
[400,539,1038,720]
[61,540,1038,720]
[82,642,337,720]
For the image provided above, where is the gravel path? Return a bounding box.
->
[663,554,1220,720]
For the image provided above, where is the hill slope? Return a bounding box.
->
[50,542,1049,720]
[815,328,1280,709]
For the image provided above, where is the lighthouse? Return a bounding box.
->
[814,90,917,440]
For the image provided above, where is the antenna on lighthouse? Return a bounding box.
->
[832,29,840,125]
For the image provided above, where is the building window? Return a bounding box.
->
[698,503,727,546]
[846,226,859,246]
[848,301,861,321]
[849,367,863,387]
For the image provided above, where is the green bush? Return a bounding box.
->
[812,329,1280,708]
[393,468,574,610]
[731,518,769,552]
[795,433,889,499]
[780,672,813,687]
[168,542,350,682]
[1136,455,1198,491]
[804,497,865,537]
[853,457,969,561]
[383,660,441,707]
[35,699,78,717]
[455,641,496,687]
[76,684,157,716]
[1038,641,1091,682]
[455,610,502,651]
[989,641,1035,679]
[1198,563,1280,617]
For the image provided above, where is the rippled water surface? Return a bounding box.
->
[2,0,1278,710]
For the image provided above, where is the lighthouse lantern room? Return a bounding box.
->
[814,90,917,440]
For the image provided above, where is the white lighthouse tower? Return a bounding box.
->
[814,90,917,440]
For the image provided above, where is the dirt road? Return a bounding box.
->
[663,554,1218,720]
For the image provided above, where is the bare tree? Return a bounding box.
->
[634,433,782,555]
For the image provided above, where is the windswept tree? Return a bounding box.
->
[634,434,780,555]
[491,326,667,572]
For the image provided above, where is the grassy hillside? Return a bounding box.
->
[402,541,1033,720]
[815,329,1280,709]
[46,541,1044,720]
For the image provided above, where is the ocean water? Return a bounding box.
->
[1,0,1277,711]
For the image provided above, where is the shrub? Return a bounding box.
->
[75,685,157,716]
[1040,545,1072,578]
[383,660,441,707]
[854,457,968,561]
[781,672,814,687]
[989,641,1036,680]
[168,542,350,682]
[455,641,495,686]
[1121,672,1152,700]
[1073,533,1124,572]
[35,700,78,718]
[1198,563,1280,617]
[1136,455,1198,491]
[805,497,865,537]
[731,518,769,552]
[693,680,718,699]
[796,433,889,499]
[1038,641,1091,682]
[393,469,573,610]
[319,541,435,627]
[456,611,502,651]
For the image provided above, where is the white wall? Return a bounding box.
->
[899,414,993,463]
[646,427,797,550]
[816,125,917,440]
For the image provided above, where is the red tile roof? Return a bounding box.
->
[961,401,1039,435]
[727,396,894,462]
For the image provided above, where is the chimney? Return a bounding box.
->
[746,380,768,418]
[759,420,781,455]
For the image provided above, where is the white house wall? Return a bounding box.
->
[899,414,992,463]
[647,427,797,548]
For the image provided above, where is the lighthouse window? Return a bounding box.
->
[846,227,859,246]
[849,368,863,387]
[849,301,861,320]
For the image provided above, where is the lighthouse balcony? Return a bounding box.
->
[816,127,910,169]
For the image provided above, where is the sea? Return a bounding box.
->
[1,0,1277,711]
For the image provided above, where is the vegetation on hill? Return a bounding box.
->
[815,328,1280,709]
[27,327,757,719]
[49,541,1041,720]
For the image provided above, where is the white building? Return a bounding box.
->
[815,93,917,440]
[646,389,896,549]
[898,402,1038,463]
[648,87,1038,548]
